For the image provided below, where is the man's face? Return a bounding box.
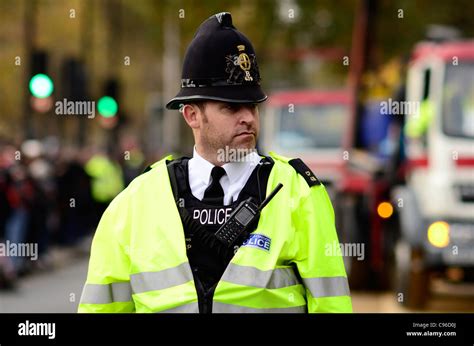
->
[195,101,260,152]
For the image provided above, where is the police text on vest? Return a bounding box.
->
[193,207,232,225]
[18,320,56,339]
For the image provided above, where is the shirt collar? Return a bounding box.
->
[192,146,215,185]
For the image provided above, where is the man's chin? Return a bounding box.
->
[232,134,256,148]
[215,139,257,163]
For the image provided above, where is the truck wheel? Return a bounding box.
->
[395,240,430,309]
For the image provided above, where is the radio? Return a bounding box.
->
[214,183,283,247]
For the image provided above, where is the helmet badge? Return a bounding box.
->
[224,45,260,85]
[236,45,253,81]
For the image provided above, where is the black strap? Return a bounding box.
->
[166,160,180,201]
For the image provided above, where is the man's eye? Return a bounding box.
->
[224,104,239,111]
[222,104,257,112]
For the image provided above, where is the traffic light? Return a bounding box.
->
[29,51,54,98]
[98,79,120,129]
[61,57,87,101]
[29,51,54,113]
[60,57,90,145]
[98,79,119,118]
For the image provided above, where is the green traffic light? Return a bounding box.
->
[29,73,54,98]
[98,96,118,117]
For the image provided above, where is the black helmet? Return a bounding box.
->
[166,12,267,110]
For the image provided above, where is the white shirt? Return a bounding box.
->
[188,147,262,205]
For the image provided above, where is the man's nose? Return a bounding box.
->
[238,105,257,124]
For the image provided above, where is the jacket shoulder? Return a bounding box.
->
[269,151,321,187]
[141,154,175,174]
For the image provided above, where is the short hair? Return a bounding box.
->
[192,101,207,113]
[180,101,206,115]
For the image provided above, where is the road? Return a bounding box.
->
[1,253,473,313]
[0,252,87,313]
[352,281,474,312]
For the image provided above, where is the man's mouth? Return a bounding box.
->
[235,131,255,137]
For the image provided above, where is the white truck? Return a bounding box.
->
[393,40,474,307]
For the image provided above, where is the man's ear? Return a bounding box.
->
[181,104,200,129]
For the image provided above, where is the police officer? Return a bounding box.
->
[79,12,352,313]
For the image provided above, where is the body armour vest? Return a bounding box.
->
[167,157,273,300]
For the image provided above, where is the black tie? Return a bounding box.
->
[202,166,226,205]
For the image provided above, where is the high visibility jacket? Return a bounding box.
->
[85,154,124,203]
[78,152,352,313]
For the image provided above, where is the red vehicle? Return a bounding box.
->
[260,90,352,200]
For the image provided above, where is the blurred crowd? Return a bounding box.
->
[0,136,145,289]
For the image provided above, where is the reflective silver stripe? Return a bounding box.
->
[213,302,306,313]
[221,264,300,289]
[131,262,193,294]
[302,276,350,298]
[80,282,132,304]
[157,303,199,313]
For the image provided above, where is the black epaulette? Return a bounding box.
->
[141,158,177,175]
[288,158,321,187]
[141,165,153,174]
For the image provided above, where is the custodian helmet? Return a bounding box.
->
[166,12,267,110]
